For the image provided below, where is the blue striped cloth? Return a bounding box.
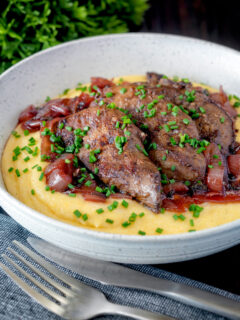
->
[0,207,239,320]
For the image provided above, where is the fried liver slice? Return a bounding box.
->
[94,82,206,182]
[146,73,234,154]
[57,106,162,211]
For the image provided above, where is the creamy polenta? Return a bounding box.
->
[2,75,240,235]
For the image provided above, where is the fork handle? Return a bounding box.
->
[103,301,176,320]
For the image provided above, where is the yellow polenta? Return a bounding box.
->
[2,75,240,235]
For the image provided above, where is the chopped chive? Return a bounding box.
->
[24,130,29,136]
[66,126,72,132]
[164,125,170,133]
[82,214,88,221]
[68,193,76,197]
[106,219,114,224]
[173,214,179,221]
[208,165,213,169]
[39,172,44,181]
[85,180,92,187]
[160,208,165,214]
[139,212,145,217]
[218,161,222,166]
[171,165,176,171]
[63,88,70,95]
[122,221,131,227]
[45,186,50,191]
[220,117,225,123]
[8,167,14,172]
[65,159,71,164]
[178,214,186,221]
[199,107,206,113]
[31,189,35,195]
[183,118,190,125]
[135,144,148,156]
[23,168,28,173]
[11,131,21,138]
[106,92,113,98]
[85,144,90,149]
[107,201,118,212]
[138,230,146,236]
[121,200,129,208]
[15,169,20,177]
[189,204,203,217]
[190,219,194,227]
[96,208,104,214]
[59,122,64,129]
[96,186,103,193]
[115,121,120,129]
[158,95,164,99]
[156,228,163,234]
[94,167,99,174]
[73,210,81,218]
[120,88,127,94]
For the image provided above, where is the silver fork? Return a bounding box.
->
[0,241,175,320]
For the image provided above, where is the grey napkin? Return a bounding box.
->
[0,207,239,320]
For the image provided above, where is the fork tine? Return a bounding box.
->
[13,240,87,291]
[2,254,67,305]
[0,260,65,316]
[7,246,74,299]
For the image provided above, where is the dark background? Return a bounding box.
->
[140,0,240,51]
[139,0,240,295]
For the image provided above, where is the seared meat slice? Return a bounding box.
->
[57,107,162,211]
[92,82,206,182]
[146,73,234,154]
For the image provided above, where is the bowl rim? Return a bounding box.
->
[1,32,240,242]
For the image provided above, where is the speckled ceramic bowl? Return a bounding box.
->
[1,33,240,264]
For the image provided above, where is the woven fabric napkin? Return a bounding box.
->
[0,207,239,320]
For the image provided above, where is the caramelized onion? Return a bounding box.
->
[18,105,38,124]
[44,154,75,192]
[163,182,189,195]
[210,86,237,118]
[91,77,114,90]
[204,143,225,193]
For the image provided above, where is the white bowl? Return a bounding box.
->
[1,33,240,264]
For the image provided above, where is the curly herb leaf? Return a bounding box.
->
[0,0,149,74]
